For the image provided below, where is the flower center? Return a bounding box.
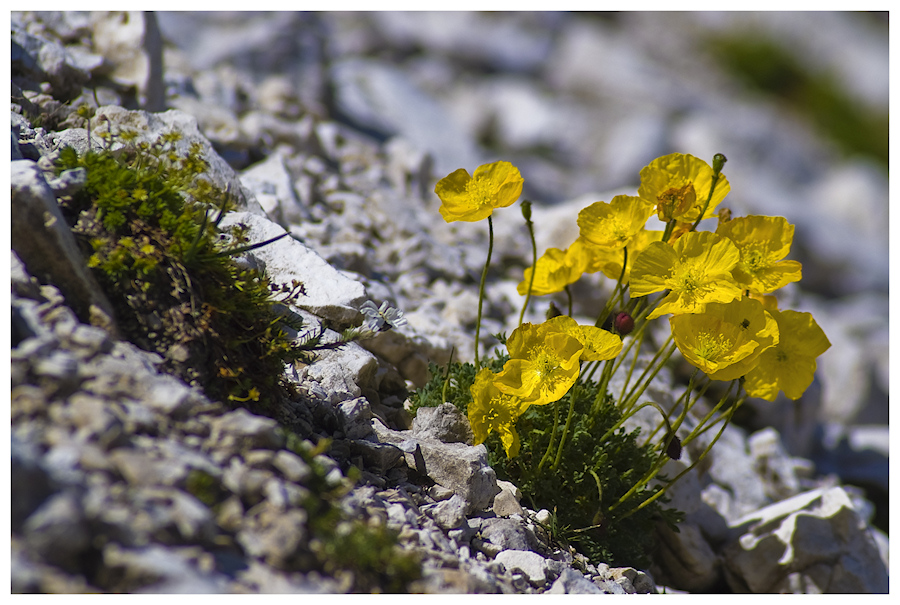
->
[695,331,732,362]
[609,216,631,243]
[657,183,696,221]
[742,244,769,274]
[465,176,494,209]
[485,393,517,424]
[533,345,559,378]
[672,263,706,301]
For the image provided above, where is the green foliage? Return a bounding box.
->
[409,352,508,417]
[54,132,318,409]
[706,33,888,168]
[278,430,422,593]
[411,361,682,568]
[487,386,682,568]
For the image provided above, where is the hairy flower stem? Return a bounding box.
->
[611,374,698,513]
[661,220,677,244]
[537,399,561,474]
[441,347,456,404]
[597,399,672,449]
[619,390,744,521]
[684,383,743,444]
[564,285,573,317]
[609,446,671,513]
[518,202,538,326]
[645,370,704,446]
[552,386,580,471]
[690,154,727,233]
[474,215,494,367]
[618,336,676,413]
[595,248,628,328]
[588,313,650,415]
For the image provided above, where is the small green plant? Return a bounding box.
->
[51,123,421,590]
[414,153,831,568]
[53,118,407,411]
[412,358,681,568]
[280,431,422,593]
[54,128,306,409]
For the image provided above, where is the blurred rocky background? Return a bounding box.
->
[10,11,888,593]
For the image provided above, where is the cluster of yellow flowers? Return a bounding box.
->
[434,153,830,459]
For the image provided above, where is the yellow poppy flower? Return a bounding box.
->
[434,160,524,223]
[468,368,527,458]
[494,319,584,406]
[716,215,802,294]
[576,195,655,250]
[537,315,623,362]
[517,239,590,296]
[638,153,730,223]
[743,310,831,401]
[630,231,742,319]
[670,297,779,381]
[568,323,623,361]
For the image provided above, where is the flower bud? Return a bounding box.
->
[712,153,727,175]
[546,301,562,320]
[520,199,532,222]
[614,312,634,335]
[665,434,682,460]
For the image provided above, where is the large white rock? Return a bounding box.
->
[371,418,499,514]
[217,211,367,327]
[494,549,551,585]
[722,486,888,593]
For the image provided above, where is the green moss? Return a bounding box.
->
[411,361,682,568]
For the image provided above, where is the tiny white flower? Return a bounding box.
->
[359,300,406,332]
[382,306,407,328]
[360,300,386,331]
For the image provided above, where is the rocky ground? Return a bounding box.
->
[10,11,889,593]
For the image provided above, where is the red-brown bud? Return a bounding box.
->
[614,312,634,335]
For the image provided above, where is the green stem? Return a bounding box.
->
[618,390,743,521]
[605,319,648,414]
[518,204,538,327]
[644,369,700,447]
[595,247,628,328]
[564,284,573,317]
[595,357,617,403]
[474,215,494,367]
[689,163,724,233]
[609,442,671,512]
[596,399,672,451]
[537,399,561,474]
[552,387,579,471]
[684,386,745,445]
[441,347,456,404]
[619,336,676,413]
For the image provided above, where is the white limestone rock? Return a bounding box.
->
[371,418,499,514]
[722,486,889,593]
[218,211,367,326]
